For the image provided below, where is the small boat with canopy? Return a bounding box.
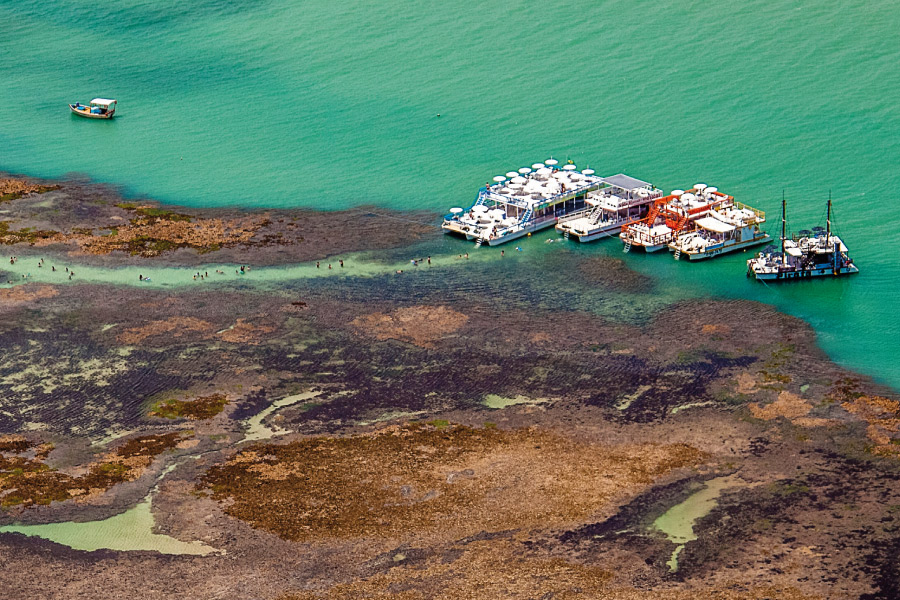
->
[69,98,117,119]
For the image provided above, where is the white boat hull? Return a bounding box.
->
[486,217,558,246]
[622,236,668,252]
[750,264,859,280]
[556,218,637,242]
[443,216,558,246]
[673,234,771,261]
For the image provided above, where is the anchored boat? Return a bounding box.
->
[747,194,858,281]
[620,184,731,252]
[442,160,603,246]
[668,201,769,260]
[555,174,663,242]
[69,98,117,119]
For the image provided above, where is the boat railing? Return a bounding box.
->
[732,201,765,222]
[479,181,601,211]
[556,208,593,224]
[625,227,673,246]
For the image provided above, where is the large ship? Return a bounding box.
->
[442,160,603,246]
[668,201,769,260]
[555,174,663,242]
[747,194,858,281]
[619,184,731,252]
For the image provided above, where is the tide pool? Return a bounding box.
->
[0,493,218,555]
[653,475,742,572]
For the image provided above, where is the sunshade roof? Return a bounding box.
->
[600,173,650,191]
[695,216,735,233]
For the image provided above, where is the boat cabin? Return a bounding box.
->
[69,98,117,119]
[556,174,663,242]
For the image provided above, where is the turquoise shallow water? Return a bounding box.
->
[2,0,899,388]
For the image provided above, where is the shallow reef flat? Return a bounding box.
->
[0,177,899,599]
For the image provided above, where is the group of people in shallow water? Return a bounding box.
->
[392,247,517,274]
[191,265,252,281]
[9,257,76,282]
[5,249,524,284]
[396,255,432,274]
[315,260,344,269]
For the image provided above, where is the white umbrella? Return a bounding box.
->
[473,204,488,212]
[563,164,577,170]
[518,167,532,174]
[506,171,519,178]
[545,158,559,165]
[671,189,685,197]
[511,176,527,184]
[493,175,506,182]
[681,193,697,202]
[705,186,718,194]
[694,183,707,192]
[531,163,544,169]
[450,207,463,214]
[582,169,595,176]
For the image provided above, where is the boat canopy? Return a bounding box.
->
[695,216,735,234]
[90,98,117,106]
[786,247,803,257]
[601,174,650,191]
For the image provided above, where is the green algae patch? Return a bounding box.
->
[0,433,183,508]
[482,394,548,409]
[0,180,58,203]
[0,221,61,246]
[150,393,228,420]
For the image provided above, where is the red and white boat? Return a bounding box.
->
[619,184,731,252]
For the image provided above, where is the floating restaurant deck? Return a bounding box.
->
[556,174,663,242]
[442,160,603,246]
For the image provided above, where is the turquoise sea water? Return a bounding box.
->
[2,0,899,388]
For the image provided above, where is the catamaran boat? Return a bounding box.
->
[668,201,769,260]
[555,174,663,242]
[747,194,858,281]
[442,160,604,246]
[620,184,731,252]
[69,98,117,119]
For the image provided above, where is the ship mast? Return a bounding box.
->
[826,190,832,240]
[781,190,786,265]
